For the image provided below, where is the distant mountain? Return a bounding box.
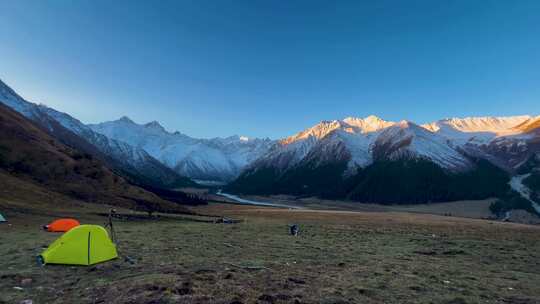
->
[0,79,194,189]
[0,102,189,213]
[234,115,474,176]
[89,117,274,182]
[3,77,539,205]
[228,115,540,203]
[514,116,540,134]
[424,115,540,170]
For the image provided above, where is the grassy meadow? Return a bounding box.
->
[1,202,540,304]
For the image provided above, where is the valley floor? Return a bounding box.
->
[211,193,540,225]
[1,202,540,304]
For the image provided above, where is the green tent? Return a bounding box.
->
[0,213,6,222]
[39,225,118,266]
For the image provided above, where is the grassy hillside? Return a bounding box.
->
[0,103,190,214]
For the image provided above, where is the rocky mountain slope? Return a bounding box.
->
[0,103,189,213]
[228,115,540,204]
[2,78,539,206]
[89,117,273,182]
[424,115,540,170]
[0,79,193,189]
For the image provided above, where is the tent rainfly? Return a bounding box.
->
[43,218,80,232]
[39,225,118,266]
[0,213,6,222]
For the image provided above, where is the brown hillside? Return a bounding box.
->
[0,103,189,213]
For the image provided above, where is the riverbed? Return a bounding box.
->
[216,190,302,209]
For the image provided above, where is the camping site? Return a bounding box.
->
[2,1,540,303]
[1,195,540,303]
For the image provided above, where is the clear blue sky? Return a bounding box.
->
[0,0,539,139]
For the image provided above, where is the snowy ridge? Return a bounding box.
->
[422,115,532,145]
[0,79,189,187]
[513,116,540,133]
[272,116,394,169]
[249,114,540,176]
[342,115,396,133]
[89,118,274,181]
[2,77,540,183]
[424,115,531,133]
[0,81,150,165]
[373,121,471,170]
[255,116,472,173]
[0,80,43,118]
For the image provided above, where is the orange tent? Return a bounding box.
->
[43,218,80,232]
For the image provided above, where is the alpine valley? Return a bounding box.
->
[1,79,539,208]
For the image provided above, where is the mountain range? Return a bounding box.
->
[227,114,540,203]
[0,102,189,214]
[1,78,539,206]
[265,114,539,174]
[88,117,273,182]
[0,80,194,189]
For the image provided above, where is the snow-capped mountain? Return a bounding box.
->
[0,79,192,188]
[513,116,540,134]
[243,114,539,175]
[423,115,532,145]
[89,117,274,182]
[3,77,539,202]
[423,116,539,170]
[372,120,472,170]
[228,114,540,203]
[245,115,474,176]
[0,78,272,184]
